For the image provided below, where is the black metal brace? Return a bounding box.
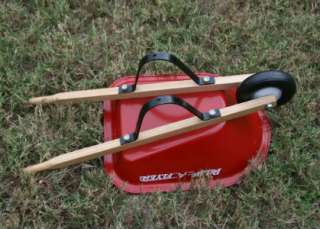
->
[118,52,215,94]
[120,95,221,145]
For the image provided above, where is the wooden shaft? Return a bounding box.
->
[23,95,276,174]
[28,74,252,105]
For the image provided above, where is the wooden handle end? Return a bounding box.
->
[23,161,52,174]
[29,96,56,105]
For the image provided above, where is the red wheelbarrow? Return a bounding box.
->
[24,52,296,193]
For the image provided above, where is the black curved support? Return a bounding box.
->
[118,52,215,93]
[120,95,220,145]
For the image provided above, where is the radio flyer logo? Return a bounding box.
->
[139,168,222,182]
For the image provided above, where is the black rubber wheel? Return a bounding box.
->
[236,70,296,106]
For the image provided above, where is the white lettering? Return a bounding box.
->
[139,168,222,183]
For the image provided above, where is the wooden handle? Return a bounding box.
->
[23,139,121,173]
[28,74,252,105]
[23,95,276,174]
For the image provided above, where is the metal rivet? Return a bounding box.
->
[123,134,130,141]
[121,84,128,90]
[209,109,217,116]
[203,76,211,82]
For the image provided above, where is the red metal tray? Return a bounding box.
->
[103,73,271,193]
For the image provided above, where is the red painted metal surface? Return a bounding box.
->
[103,73,271,193]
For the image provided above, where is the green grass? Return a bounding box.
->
[1,0,319,228]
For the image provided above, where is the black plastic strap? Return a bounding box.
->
[118,52,215,93]
[120,95,220,145]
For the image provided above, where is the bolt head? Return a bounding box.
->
[203,76,211,82]
[208,109,217,116]
[266,103,273,109]
[123,134,130,141]
[121,84,128,90]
